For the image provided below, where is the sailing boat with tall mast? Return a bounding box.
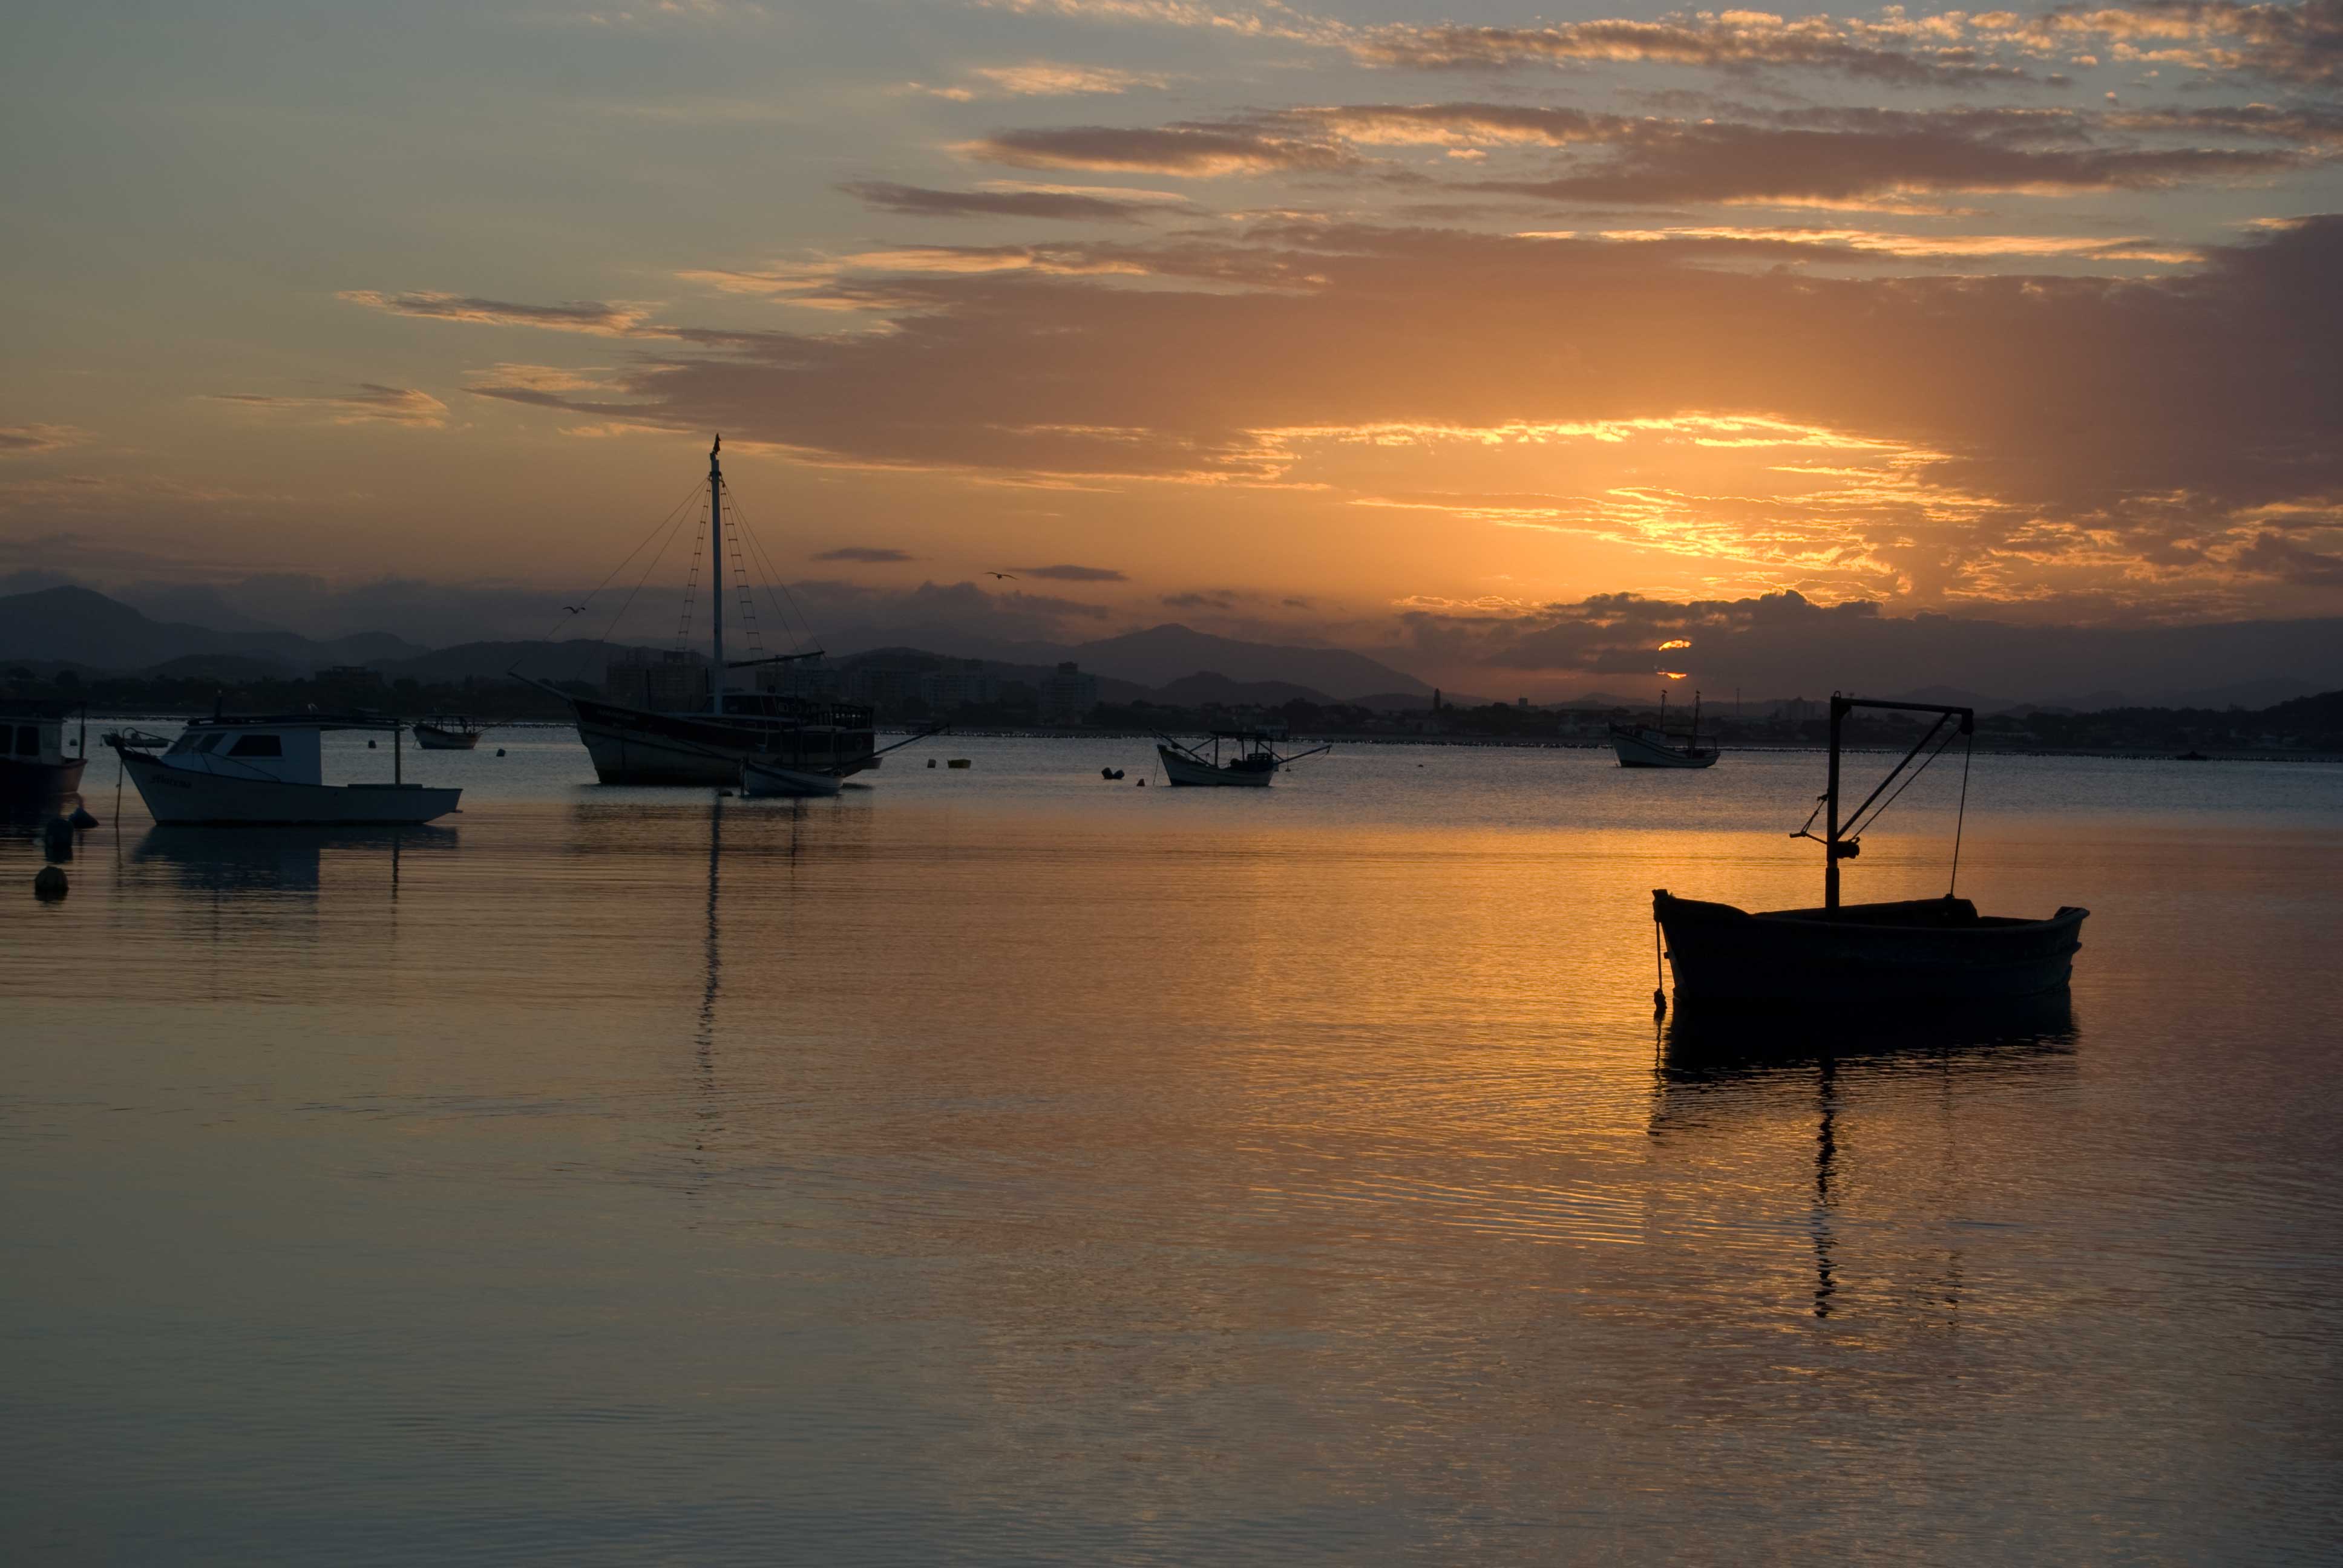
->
[523,436,878,786]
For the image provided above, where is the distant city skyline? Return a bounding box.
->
[5,0,2342,697]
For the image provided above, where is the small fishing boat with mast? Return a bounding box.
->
[520,436,883,786]
[1653,694,2086,1005]
[412,715,485,751]
[1155,728,1329,787]
[1611,688,1719,768]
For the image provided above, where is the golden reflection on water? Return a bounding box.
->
[4,760,2342,1563]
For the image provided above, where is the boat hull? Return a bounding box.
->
[569,696,876,786]
[740,760,841,799]
[1157,745,1273,786]
[1611,730,1719,768]
[120,751,460,826]
[1654,890,2086,1004]
[1,754,86,811]
[412,725,480,751]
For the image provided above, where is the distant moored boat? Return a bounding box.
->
[1155,728,1329,786]
[413,716,484,750]
[1610,688,1718,768]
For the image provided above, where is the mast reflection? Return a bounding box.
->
[1651,996,2078,1325]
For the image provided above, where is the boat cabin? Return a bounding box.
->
[158,714,393,786]
[8,713,74,767]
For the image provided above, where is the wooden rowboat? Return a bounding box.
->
[1655,694,2086,1007]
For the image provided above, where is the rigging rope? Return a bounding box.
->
[674,491,709,649]
[1840,722,1961,843]
[599,490,703,678]
[521,476,705,681]
[1948,725,1975,897]
[719,482,825,655]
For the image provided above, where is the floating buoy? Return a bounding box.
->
[1653,987,1667,1016]
[367,739,378,749]
[1136,778,1146,787]
[927,758,937,768]
[68,805,99,829]
[33,866,67,900]
[718,789,734,797]
[42,818,74,862]
[496,747,506,757]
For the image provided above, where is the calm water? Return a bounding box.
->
[6,736,2341,1564]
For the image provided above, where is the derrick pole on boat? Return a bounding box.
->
[708,434,726,717]
[1821,694,1975,909]
[1826,698,1844,909]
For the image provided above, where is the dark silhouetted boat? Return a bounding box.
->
[1654,694,2085,1005]
[1,699,88,815]
[1610,688,1719,768]
[413,716,484,750]
[1155,728,1329,786]
[521,436,880,786]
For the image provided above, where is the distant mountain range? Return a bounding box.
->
[7,583,2336,716]
[0,587,1439,705]
[0,586,424,673]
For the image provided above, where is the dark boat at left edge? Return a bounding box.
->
[1,698,90,815]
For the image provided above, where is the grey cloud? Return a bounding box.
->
[1350,17,2039,85]
[207,385,448,428]
[813,546,917,563]
[1479,119,2300,206]
[960,123,1360,176]
[1020,563,1128,581]
[338,291,659,336]
[2235,531,2343,584]
[2039,1,2343,88]
[839,180,1176,221]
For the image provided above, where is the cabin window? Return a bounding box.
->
[167,734,198,754]
[13,725,36,756]
[228,734,283,758]
[193,733,224,754]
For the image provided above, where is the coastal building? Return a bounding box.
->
[1038,661,1099,725]
[606,648,707,712]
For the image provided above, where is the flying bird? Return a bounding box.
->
[986,571,1017,581]
[562,604,586,614]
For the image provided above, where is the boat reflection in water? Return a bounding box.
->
[1653,997,2079,1321]
[128,823,457,897]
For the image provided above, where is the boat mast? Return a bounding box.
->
[1824,694,1845,909]
[709,434,726,717]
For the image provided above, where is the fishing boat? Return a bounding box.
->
[739,757,841,799]
[1653,694,2085,1005]
[413,715,485,750]
[1,699,88,815]
[520,436,879,786]
[1155,728,1330,787]
[105,713,460,826]
[1610,688,1718,768]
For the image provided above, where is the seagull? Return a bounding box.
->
[986,571,1017,581]
[562,604,586,614]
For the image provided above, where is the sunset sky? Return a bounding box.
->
[5,0,2342,692]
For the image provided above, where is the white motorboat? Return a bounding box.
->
[1610,689,1719,768]
[1155,728,1329,787]
[106,713,460,826]
[739,758,842,798]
